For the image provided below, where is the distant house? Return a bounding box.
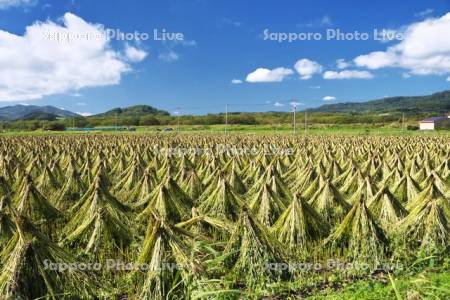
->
[419,115,450,130]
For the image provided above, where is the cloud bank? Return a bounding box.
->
[0,13,147,101]
[354,13,450,76]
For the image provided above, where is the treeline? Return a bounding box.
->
[310,90,450,114]
[0,111,431,131]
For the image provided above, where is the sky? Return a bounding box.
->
[0,0,449,115]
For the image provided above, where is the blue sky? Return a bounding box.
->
[0,0,449,115]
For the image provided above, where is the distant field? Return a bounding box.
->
[2,123,450,136]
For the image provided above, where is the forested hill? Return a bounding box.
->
[0,105,79,121]
[95,105,170,117]
[310,91,450,115]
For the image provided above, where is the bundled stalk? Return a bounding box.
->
[0,197,15,251]
[51,166,86,210]
[391,174,420,204]
[249,183,287,227]
[224,206,290,288]
[0,176,12,199]
[13,174,61,233]
[368,186,408,233]
[137,184,191,224]
[198,177,242,222]
[36,165,61,199]
[0,213,94,299]
[61,175,132,258]
[271,194,329,254]
[136,210,201,299]
[112,160,145,201]
[176,208,233,241]
[126,167,158,205]
[398,181,449,253]
[309,179,351,224]
[180,170,204,204]
[227,168,247,195]
[325,196,389,265]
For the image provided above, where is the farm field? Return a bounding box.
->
[0,134,448,299]
[3,124,450,136]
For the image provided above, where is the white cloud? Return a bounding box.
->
[76,112,93,117]
[354,13,450,76]
[415,9,434,17]
[447,76,450,82]
[310,85,321,89]
[246,67,293,83]
[124,44,147,62]
[0,13,140,102]
[320,15,333,26]
[323,96,336,101]
[402,73,411,78]
[157,39,195,63]
[323,70,374,80]
[221,18,242,27]
[294,59,322,79]
[354,51,397,69]
[298,15,333,28]
[179,39,196,47]
[274,101,284,107]
[158,50,179,62]
[336,59,350,69]
[290,101,303,107]
[0,0,36,10]
[231,79,242,84]
[76,102,86,106]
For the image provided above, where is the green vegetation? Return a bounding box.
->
[0,104,77,121]
[310,90,450,115]
[2,90,450,131]
[95,104,170,117]
[308,270,450,299]
[1,112,441,132]
[21,111,59,121]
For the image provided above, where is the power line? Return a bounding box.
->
[305,108,308,132]
[167,101,294,112]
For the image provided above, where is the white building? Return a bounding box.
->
[419,115,450,130]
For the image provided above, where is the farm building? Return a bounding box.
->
[419,115,450,130]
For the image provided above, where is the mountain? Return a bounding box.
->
[95,105,170,117]
[0,105,79,121]
[310,90,450,115]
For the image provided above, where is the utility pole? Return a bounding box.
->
[304,108,307,132]
[225,104,228,134]
[176,106,180,132]
[402,113,405,130]
[293,105,296,134]
[291,102,297,134]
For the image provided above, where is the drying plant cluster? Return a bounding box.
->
[0,135,448,299]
